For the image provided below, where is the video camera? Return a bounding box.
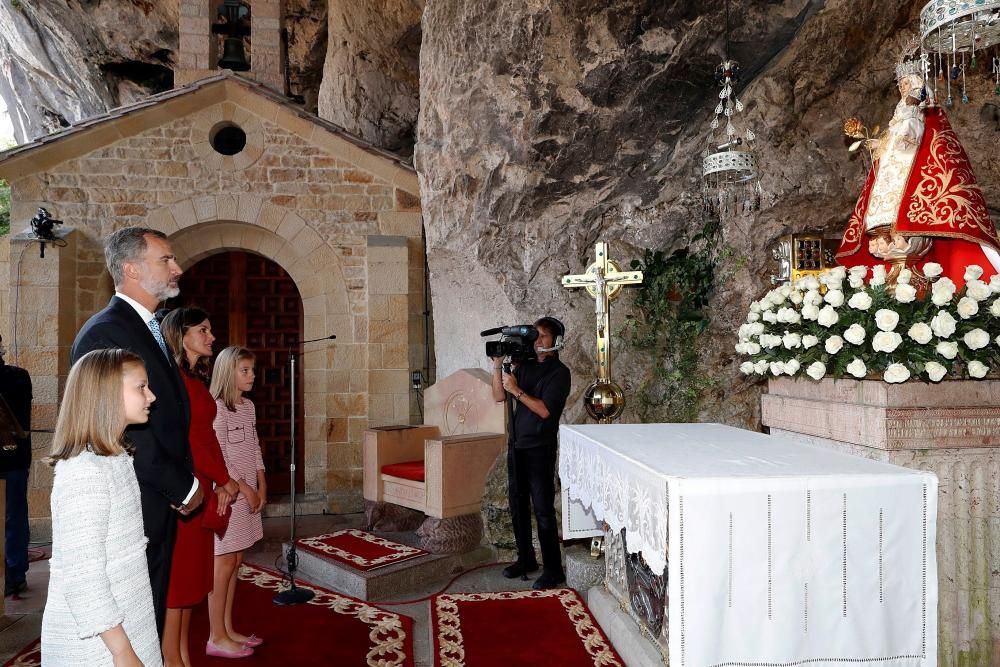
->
[481,325,538,364]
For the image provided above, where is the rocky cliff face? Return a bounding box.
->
[317,0,422,155]
[0,0,328,144]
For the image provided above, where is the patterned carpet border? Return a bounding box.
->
[296,529,429,571]
[2,563,413,667]
[432,588,624,667]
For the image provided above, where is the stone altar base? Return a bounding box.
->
[763,377,1000,667]
[364,500,485,554]
[290,530,493,602]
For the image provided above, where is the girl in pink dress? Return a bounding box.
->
[208,346,267,651]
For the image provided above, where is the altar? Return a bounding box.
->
[559,423,938,667]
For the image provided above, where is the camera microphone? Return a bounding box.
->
[480,326,504,336]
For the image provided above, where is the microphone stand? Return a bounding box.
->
[273,334,336,606]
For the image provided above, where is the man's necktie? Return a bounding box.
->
[148,317,170,359]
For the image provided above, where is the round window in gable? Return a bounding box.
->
[210,122,247,156]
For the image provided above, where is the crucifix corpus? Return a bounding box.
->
[561,241,643,423]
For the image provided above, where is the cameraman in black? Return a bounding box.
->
[490,317,571,590]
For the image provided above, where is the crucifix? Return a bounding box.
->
[562,241,643,422]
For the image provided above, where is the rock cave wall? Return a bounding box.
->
[416,0,1000,431]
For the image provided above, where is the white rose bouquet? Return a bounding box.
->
[735,263,1000,383]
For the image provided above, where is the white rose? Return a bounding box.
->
[750,300,762,313]
[965,265,984,282]
[968,360,989,378]
[745,342,761,354]
[803,290,823,306]
[778,285,792,298]
[872,331,903,353]
[966,280,991,302]
[769,361,784,376]
[895,283,917,303]
[806,361,827,381]
[746,312,761,322]
[783,332,802,349]
[802,276,820,291]
[782,307,802,324]
[990,275,1000,294]
[930,310,957,338]
[924,361,947,382]
[789,290,803,305]
[990,299,1000,317]
[848,291,873,311]
[871,265,887,286]
[754,360,768,375]
[936,340,959,359]
[748,322,765,336]
[763,310,777,323]
[824,289,845,307]
[957,296,979,319]
[897,268,912,285]
[931,277,957,306]
[844,323,867,345]
[801,304,820,321]
[907,322,933,345]
[883,363,911,384]
[783,359,801,376]
[922,262,943,279]
[846,358,867,378]
[848,265,869,281]
[802,335,819,349]
[762,334,781,349]
[776,307,791,323]
[964,328,990,350]
[874,309,900,332]
[825,335,844,354]
[734,342,747,354]
[849,275,865,289]
[817,305,840,328]
[740,361,755,374]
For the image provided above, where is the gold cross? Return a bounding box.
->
[561,241,643,383]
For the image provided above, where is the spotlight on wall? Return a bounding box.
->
[29,207,65,258]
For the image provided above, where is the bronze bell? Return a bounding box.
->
[218,38,250,71]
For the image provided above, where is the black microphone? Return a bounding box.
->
[480,327,504,336]
[292,334,337,345]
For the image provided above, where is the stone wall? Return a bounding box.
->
[5,89,428,534]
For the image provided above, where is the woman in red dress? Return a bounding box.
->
[161,308,243,665]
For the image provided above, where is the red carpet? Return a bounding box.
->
[1,642,38,667]
[4,564,414,667]
[297,529,429,571]
[431,588,624,667]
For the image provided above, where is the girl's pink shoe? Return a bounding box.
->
[243,635,264,648]
[206,640,254,659]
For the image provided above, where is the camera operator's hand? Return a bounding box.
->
[501,372,520,395]
[492,356,504,370]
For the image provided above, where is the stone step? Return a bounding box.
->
[285,531,494,602]
[588,586,667,667]
[262,493,328,518]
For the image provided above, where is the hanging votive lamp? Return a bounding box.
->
[702,58,763,218]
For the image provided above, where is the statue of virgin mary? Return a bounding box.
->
[836,57,1000,288]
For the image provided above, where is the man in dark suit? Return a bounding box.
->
[0,334,32,597]
[71,227,203,637]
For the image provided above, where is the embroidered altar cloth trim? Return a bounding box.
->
[559,423,938,667]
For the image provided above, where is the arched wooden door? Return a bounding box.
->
[170,251,304,495]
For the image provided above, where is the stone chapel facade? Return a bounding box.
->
[0,6,430,535]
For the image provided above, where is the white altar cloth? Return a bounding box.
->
[559,423,938,667]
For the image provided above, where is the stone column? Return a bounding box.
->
[762,378,1000,667]
[176,0,216,87]
[366,236,411,427]
[8,227,78,541]
[250,0,285,93]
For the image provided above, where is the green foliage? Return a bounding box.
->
[0,179,9,237]
[623,219,736,422]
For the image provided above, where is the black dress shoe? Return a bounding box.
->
[4,580,26,597]
[531,571,566,590]
[502,561,539,579]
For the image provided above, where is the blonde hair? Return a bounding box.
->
[48,349,144,465]
[211,346,255,411]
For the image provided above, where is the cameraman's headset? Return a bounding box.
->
[535,317,565,353]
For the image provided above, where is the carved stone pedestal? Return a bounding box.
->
[763,378,1000,667]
